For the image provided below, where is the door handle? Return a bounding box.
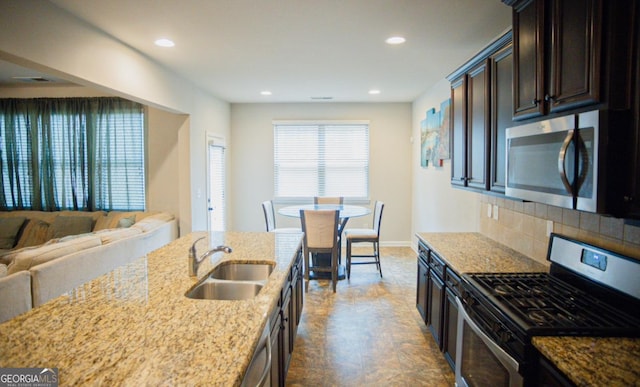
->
[558,130,574,195]
[575,134,590,193]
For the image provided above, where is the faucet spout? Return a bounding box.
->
[189,237,233,277]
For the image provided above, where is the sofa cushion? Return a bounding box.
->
[0,217,26,249]
[94,211,145,231]
[131,213,175,233]
[14,219,52,249]
[94,227,142,244]
[7,235,101,275]
[117,214,136,228]
[51,216,94,238]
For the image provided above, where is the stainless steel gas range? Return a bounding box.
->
[455,233,640,387]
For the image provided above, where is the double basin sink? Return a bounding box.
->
[186,261,275,301]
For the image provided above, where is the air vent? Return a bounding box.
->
[310,96,333,100]
[11,76,52,83]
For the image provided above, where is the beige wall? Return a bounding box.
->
[411,78,480,249]
[0,1,230,233]
[229,102,413,245]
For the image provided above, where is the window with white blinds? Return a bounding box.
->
[273,122,369,200]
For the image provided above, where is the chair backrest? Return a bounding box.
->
[314,196,343,205]
[373,201,384,235]
[300,210,339,249]
[261,200,276,231]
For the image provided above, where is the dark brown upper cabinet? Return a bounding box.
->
[448,31,512,192]
[490,44,514,194]
[505,0,636,121]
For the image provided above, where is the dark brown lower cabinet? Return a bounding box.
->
[427,269,445,349]
[416,245,429,323]
[537,353,576,387]
[416,244,463,371]
[270,249,303,386]
[443,268,462,370]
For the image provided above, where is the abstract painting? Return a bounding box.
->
[420,98,451,167]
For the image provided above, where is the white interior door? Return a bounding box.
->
[207,135,226,231]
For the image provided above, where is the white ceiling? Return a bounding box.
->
[3,0,512,103]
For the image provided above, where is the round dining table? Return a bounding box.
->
[278,204,371,280]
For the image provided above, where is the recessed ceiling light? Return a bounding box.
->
[260,91,272,96]
[369,89,381,95]
[385,36,406,45]
[154,38,175,47]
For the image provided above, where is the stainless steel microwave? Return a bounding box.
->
[505,110,599,212]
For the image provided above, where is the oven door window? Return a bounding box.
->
[460,321,511,386]
[456,297,523,387]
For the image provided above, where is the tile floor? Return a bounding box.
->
[285,247,456,386]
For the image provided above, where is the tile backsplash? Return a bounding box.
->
[479,194,640,265]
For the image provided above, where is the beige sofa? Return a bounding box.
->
[0,210,178,323]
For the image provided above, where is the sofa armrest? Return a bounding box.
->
[0,271,32,323]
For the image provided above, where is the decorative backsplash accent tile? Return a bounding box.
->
[479,195,640,264]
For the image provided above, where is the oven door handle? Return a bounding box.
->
[455,297,522,387]
[557,130,574,195]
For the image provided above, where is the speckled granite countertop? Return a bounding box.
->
[0,231,303,386]
[416,232,640,386]
[533,336,640,386]
[415,232,548,274]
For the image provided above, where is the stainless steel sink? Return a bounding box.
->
[209,262,274,282]
[186,280,263,300]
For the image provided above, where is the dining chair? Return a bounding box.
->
[300,209,340,293]
[261,201,301,233]
[314,196,343,205]
[343,201,384,279]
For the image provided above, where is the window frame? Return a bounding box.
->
[273,120,370,205]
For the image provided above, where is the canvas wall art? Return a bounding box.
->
[420,98,451,167]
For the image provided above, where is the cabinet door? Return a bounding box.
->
[270,311,283,387]
[427,270,444,349]
[548,0,601,113]
[491,44,513,193]
[513,0,545,119]
[451,76,467,186]
[467,60,491,190]
[281,289,292,375]
[416,256,429,324]
[443,287,459,371]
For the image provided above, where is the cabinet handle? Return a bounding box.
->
[544,94,555,102]
[531,99,540,106]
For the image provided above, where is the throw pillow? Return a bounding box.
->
[14,219,51,249]
[50,216,94,239]
[117,215,136,228]
[0,217,26,249]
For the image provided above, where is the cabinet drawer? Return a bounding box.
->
[429,252,446,279]
[418,242,429,264]
[445,268,462,298]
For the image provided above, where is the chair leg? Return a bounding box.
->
[375,241,382,277]
[304,253,310,292]
[346,239,352,279]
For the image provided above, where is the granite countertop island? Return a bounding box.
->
[0,231,303,386]
[416,232,640,386]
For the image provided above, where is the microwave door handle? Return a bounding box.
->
[575,134,590,191]
[557,130,574,195]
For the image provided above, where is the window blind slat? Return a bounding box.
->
[274,123,369,199]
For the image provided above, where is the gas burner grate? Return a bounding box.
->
[467,273,640,332]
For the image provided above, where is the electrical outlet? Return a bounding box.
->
[487,203,492,218]
[492,205,499,220]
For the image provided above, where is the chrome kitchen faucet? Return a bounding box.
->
[189,236,232,277]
